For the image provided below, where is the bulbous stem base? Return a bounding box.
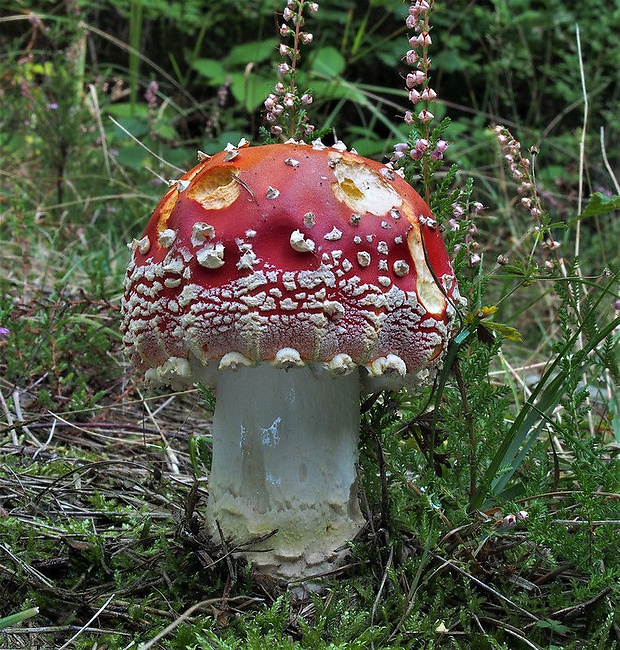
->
[204,363,364,582]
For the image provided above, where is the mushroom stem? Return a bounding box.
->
[204,363,364,581]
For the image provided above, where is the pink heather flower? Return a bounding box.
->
[408,89,421,103]
[411,32,432,47]
[264,95,276,110]
[435,139,449,153]
[614,298,620,310]
[145,80,159,109]
[415,138,429,152]
[472,201,484,213]
[404,110,414,125]
[283,7,293,20]
[452,203,465,218]
[410,0,430,13]
[393,143,410,160]
[448,219,460,231]
[420,88,437,101]
[283,95,295,108]
[305,123,315,135]
[279,44,290,56]
[278,63,290,75]
[309,2,319,12]
[406,50,418,65]
[408,70,425,86]
[274,82,285,94]
[406,15,417,29]
[271,125,283,135]
[502,514,517,527]
[28,11,43,27]
[280,23,291,36]
[517,510,529,521]
[0,327,9,338]
[217,84,229,106]
[302,32,313,44]
[301,93,313,104]
[418,109,434,123]
[430,149,443,161]
[410,149,423,161]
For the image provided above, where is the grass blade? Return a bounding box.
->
[0,607,39,630]
[470,272,620,511]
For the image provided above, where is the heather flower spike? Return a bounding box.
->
[264,0,319,139]
[494,125,561,262]
[395,1,452,205]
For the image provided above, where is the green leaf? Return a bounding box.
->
[535,619,571,634]
[349,138,385,157]
[191,58,227,83]
[110,116,149,139]
[574,192,620,222]
[482,321,523,342]
[115,144,148,170]
[152,121,177,141]
[0,608,39,630]
[225,39,278,67]
[106,103,149,118]
[229,72,275,112]
[312,46,346,78]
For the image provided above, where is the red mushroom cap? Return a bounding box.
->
[121,141,459,389]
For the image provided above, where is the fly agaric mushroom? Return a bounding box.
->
[121,139,459,582]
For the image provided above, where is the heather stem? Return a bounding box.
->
[421,8,431,204]
[288,2,306,137]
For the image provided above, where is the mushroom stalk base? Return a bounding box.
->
[205,363,364,582]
